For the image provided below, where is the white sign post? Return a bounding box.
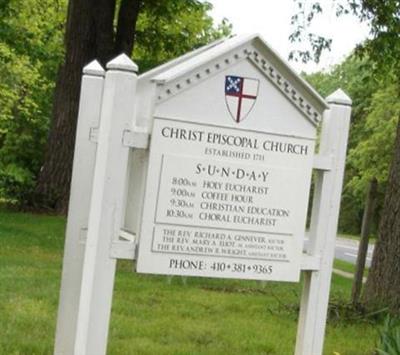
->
[54,34,351,355]
[296,91,352,354]
[54,60,105,354]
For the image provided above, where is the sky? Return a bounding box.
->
[209,0,370,74]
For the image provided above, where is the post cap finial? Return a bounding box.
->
[106,53,138,72]
[326,88,352,106]
[83,60,105,77]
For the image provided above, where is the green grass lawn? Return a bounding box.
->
[0,209,380,354]
[333,259,369,277]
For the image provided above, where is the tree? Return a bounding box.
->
[34,0,230,213]
[291,0,400,312]
[351,177,377,305]
[0,0,230,209]
[363,88,400,311]
[347,85,399,200]
[0,0,66,204]
[34,0,142,212]
[133,2,231,72]
[305,55,382,235]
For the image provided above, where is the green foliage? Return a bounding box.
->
[376,316,400,355]
[0,0,66,204]
[355,0,400,78]
[306,56,377,233]
[291,0,400,207]
[347,86,400,199]
[134,1,231,71]
[0,0,230,205]
[306,54,399,234]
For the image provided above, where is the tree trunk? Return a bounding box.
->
[363,118,400,313]
[35,0,141,214]
[351,177,377,305]
[115,0,141,55]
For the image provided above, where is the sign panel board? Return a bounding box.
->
[137,117,314,281]
[135,36,324,282]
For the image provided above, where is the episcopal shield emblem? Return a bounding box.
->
[225,75,259,123]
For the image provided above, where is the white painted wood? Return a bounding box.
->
[313,154,333,171]
[326,88,352,106]
[152,34,328,117]
[110,229,137,260]
[137,118,315,282]
[122,128,149,148]
[106,53,138,72]
[124,149,149,235]
[89,127,99,143]
[152,34,256,83]
[82,60,105,77]
[54,60,105,355]
[119,229,136,241]
[55,35,347,355]
[123,85,155,233]
[155,59,318,139]
[295,89,351,355]
[300,254,321,271]
[78,228,88,244]
[73,54,139,355]
[110,240,136,260]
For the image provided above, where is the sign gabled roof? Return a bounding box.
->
[144,34,328,126]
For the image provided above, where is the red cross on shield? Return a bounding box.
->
[225,75,259,123]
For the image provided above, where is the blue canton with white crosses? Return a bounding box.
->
[225,76,242,94]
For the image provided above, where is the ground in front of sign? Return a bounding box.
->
[0,210,378,354]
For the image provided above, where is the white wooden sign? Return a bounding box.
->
[54,34,352,355]
[134,36,325,282]
[137,118,314,281]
